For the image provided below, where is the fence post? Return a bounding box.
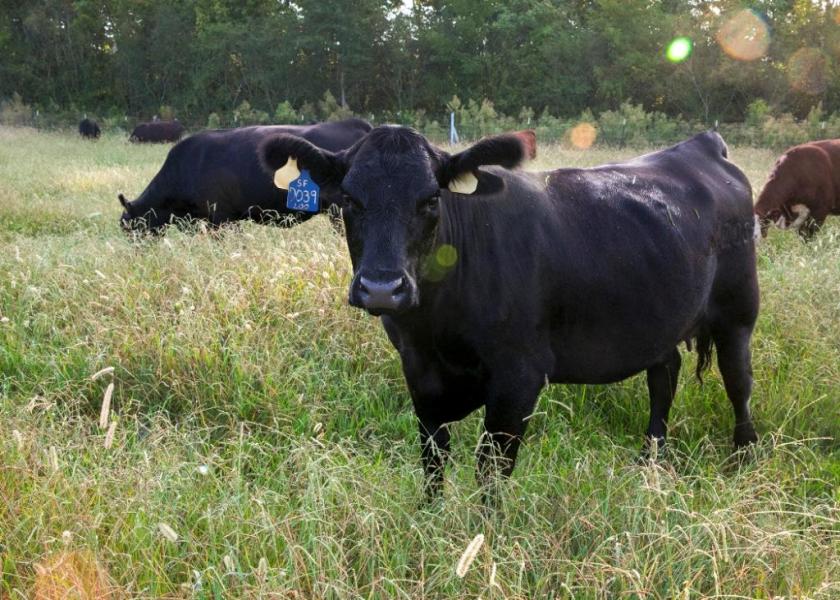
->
[450,111,459,145]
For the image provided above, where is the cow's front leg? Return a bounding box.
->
[403,354,476,501]
[412,378,481,500]
[477,366,545,502]
[417,416,450,500]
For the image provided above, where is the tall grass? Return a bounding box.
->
[0,127,838,598]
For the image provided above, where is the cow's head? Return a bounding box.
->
[260,126,527,315]
[118,194,138,230]
[754,203,811,239]
[754,209,777,239]
[118,194,169,233]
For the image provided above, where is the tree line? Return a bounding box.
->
[2,0,839,130]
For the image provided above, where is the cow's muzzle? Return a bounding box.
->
[349,271,416,315]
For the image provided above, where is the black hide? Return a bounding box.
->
[261,126,760,498]
[119,118,372,231]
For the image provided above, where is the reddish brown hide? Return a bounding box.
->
[755,139,840,238]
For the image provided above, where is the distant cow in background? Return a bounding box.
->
[129,120,186,143]
[513,129,537,159]
[119,118,372,232]
[119,120,536,233]
[79,118,100,139]
[755,139,840,239]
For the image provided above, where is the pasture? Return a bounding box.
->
[0,126,838,598]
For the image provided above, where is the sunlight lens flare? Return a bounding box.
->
[570,123,597,150]
[717,9,770,61]
[435,244,458,268]
[425,244,458,282]
[787,47,827,95]
[666,37,692,63]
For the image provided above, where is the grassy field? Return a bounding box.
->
[0,126,838,599]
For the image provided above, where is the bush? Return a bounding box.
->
[274,101,301,125]
[745,99,771,129]
[159,105,176,121]
[232,101,270,126]
[0,93,34,126]
[761,114,809,150]
[318,91,354,122]
[9,95,840,150]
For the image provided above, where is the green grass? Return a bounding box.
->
[0,126,838,598]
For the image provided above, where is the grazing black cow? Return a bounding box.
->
[118,118,372,232]
[79,118,100,139]
[260,127,760,499]
[129,120,186,143]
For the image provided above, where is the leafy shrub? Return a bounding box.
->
[10,94,840,150]
[0,93,34,126]
[159,105,176,121]
[274,101,301,125]
[761,114,809,150]
[745,99,771,128]
[318,91,354,122]
[232,101,269,125]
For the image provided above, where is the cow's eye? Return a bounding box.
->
[343,193,364,212]
[420,194,440,214]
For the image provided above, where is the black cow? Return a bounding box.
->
[79,118,100,139]
[119,118,372,232]
[260,127,760,499]
[129,120,186,143]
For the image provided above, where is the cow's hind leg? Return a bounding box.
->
[709,242,760,449]
[714,326,758,448]
[643,348,681,458]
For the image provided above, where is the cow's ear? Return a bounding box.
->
[118,193,133,215]
[260,134,346,190]
[438,134,528,194]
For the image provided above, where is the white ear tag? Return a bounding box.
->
[447,171,479,195]
[273,157,300,190]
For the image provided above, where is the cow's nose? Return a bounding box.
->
[357,275,408,312]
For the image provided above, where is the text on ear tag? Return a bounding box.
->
[274,157,300,190]
[286,169,320,213]
[447,171,479,195]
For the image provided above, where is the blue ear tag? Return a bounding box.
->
[285,169,320,213]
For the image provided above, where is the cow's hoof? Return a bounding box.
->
[725,444,757,470]
[419,483,445,510]
[639,436,668,462]
[733,424,758,448]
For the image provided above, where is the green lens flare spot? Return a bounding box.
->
[666,37,692,63]
[436,244,458,268]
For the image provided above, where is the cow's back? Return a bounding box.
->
[423,132,754,383]
[808,140,840,203]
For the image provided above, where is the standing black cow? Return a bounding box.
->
[129,120,186,143]
[119,118,372,231]
[79,118,100,139]
[260,127,760,499]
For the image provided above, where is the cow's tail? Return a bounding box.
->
[693,327,714,382]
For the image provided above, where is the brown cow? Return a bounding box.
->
[513,129,537,160]
[755,139,840,239]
